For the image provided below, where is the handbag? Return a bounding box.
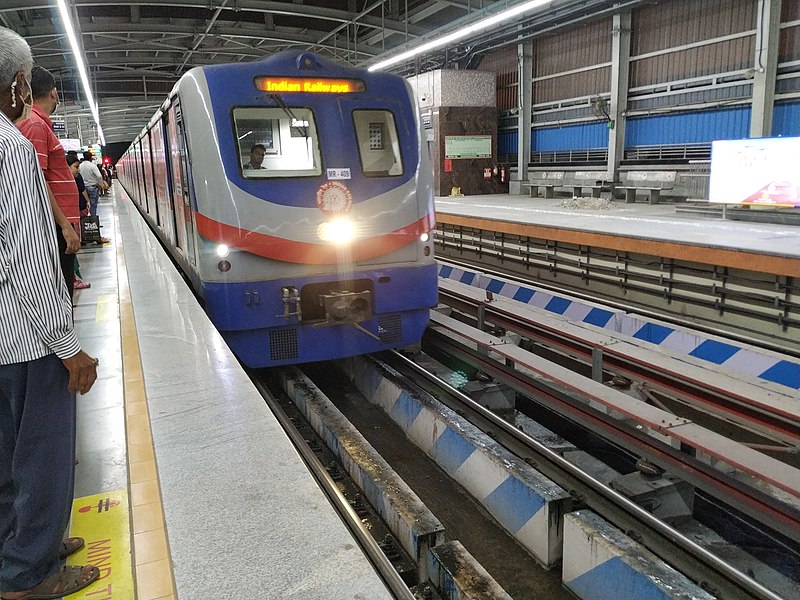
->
[80,215,102,245]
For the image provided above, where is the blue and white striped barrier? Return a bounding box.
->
[346,356,572,568]
[439,262,800,391]
[563,510,716,600]
[427,540,512,600]
[281,367,445,583]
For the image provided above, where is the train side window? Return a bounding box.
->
[232,107,321,178]
[352,110,403,177]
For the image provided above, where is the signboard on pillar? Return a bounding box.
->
[444,135,492,159]
[51,118,66,135]
[709,137,800,207]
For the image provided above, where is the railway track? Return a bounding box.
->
[437,276,800,453]
[251,332,799,599]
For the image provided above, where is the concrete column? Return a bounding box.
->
[607,11,631,184]
[516,41,532,181]
[750,0,782,138]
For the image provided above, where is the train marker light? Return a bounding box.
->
[216,244,230,258]
[318,219,355,245]
[218,260,232,272]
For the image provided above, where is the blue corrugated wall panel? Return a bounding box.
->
[498,130,518,156]
[772,101,800,137]
[625,108,750,146]
[533,121,608,151]
[499,104,797,156]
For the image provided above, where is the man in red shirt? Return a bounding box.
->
[17,66,80,295]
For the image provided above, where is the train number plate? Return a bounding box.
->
[327,168,351,180]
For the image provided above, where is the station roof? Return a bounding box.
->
[2,0,640,145]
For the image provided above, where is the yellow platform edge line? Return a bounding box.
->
[68,199,176,600]
[116,202,177,600]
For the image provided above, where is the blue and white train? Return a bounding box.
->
[117,50,438,368]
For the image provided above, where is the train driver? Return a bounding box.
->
[243,144,266,170]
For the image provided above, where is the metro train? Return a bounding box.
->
[117,50,438,368]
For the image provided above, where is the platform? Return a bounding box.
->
[68,188,393,599]
[435,194,800,277]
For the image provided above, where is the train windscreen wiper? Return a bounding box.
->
[269,94,308,139]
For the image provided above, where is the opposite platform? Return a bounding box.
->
[435,194,800,277]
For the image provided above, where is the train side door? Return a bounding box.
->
[158,110,179,249]
[145,132,160,227]
[171,99,197,267]
[164,103,187,254]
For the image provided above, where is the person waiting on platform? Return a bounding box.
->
[0,26,100,600]
[243,144,266,170]
[78,150,103,215]
[16,65,80,296]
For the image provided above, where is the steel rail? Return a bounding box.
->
[384,350,788,600]
[428,329,800,533]
[438,283,800,446]
[252,377,417,600]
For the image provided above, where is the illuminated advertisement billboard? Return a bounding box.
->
[709,137,800,207]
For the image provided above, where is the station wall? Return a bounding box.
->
[486,0,800,161]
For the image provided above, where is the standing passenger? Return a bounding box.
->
[78,150,103,216]
[17,66,80,295]
[67,155,92,289]
[0,27,100,600]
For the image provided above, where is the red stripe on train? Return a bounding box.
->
[194,212,435,264]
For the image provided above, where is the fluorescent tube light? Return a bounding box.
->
[368,0,552,72]
[55,0,105,145]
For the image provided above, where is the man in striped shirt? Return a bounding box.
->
[0,27,100,600]
[17,66,80,295]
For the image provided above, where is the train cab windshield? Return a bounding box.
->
[233,106,322,178]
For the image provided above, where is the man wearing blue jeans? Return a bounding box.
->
[78,150,103,216]
[0,26,100,600]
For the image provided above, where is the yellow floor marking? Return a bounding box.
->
[62,200,176,600]
[94,294,116,323]
[116,202,176,600]
[67,490,134,599]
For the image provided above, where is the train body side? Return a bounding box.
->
[117,51,438,367]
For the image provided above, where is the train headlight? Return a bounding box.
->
[420,233,430,243]
[216,244,230,258]
[318,219,354,245]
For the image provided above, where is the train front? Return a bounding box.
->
[184,51,438,368]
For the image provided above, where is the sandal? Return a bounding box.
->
[73,278,91,290]
[57,537,84,560]
[0,565,99,599]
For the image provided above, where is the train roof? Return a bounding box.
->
[136,50,404,141]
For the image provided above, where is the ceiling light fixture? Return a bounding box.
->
[368,0,552,72]
[55,0,105,145]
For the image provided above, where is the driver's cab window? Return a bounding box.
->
[233,107,322,178]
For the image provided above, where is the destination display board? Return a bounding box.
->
[444,135,492,159]
[709,137,800,207]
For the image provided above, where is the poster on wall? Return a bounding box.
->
[445,135,492,159]
[709,137,800,207]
